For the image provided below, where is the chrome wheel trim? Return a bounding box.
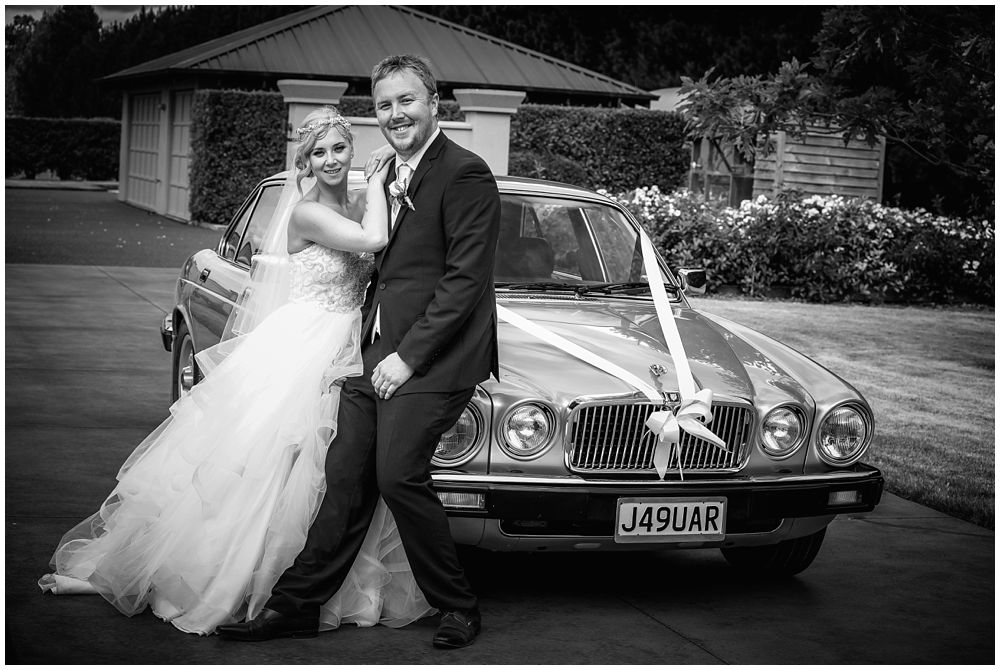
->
[177,335,196,397]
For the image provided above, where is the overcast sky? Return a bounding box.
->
[5,4,167,25]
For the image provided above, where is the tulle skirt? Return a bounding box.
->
[38,301,434,635]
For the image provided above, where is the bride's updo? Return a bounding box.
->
[293,106,353,192]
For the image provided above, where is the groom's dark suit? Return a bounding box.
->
[267,131,500,617]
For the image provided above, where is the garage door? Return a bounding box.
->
[126,93,161,211]
[167,90,193,221]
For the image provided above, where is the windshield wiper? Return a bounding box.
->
[582,281,680,295]
[496,281,580,292]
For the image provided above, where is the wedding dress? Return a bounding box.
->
[39,242,434,635]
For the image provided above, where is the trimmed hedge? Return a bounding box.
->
[188,90,286,226]
[6,116,120,180]
[619,187,994,305]
[508,104,688,192]
[186,93,462,225]
[508,149,588,186]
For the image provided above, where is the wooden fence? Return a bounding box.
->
[752,130,886,200]
[689,130,886,205]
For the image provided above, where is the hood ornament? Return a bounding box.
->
[648,363,680,403]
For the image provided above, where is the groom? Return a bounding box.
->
[218,55,500,648]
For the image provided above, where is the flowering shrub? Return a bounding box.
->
[618,188,994,304]
[620,186,741,289]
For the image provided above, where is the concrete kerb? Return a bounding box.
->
[5,178,119,192]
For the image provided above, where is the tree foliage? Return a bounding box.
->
[6,5,308,118]
[4,14,36,114]
[8,6,105,117]
[419,5,824,90]
[678,6,994,218]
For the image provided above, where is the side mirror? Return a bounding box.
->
[678,268,707,295]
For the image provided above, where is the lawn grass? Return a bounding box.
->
[688,296,995,529]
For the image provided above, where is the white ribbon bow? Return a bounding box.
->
[645,387,729,480]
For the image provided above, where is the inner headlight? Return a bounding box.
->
[760,406,805,458]
[818,404,872,466]
[432,405,483,467]
[500,403,555,459]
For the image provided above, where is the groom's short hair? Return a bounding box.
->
[371,54,438,98]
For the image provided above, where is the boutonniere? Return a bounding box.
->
[388,179,415,212]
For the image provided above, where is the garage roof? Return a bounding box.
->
[103,5,654,105]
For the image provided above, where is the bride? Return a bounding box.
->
[38,106,433,635]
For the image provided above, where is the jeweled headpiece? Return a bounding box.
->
[295,108,352,143]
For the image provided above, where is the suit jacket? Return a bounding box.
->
[361,131,501,394]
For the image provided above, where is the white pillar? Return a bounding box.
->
[277,80,349,170]
[453,89,525,175]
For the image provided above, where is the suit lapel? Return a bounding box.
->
[378,132,449,267]
[375,164,397,271]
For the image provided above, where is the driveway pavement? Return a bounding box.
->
[5,184,219,267]
[3,187,996,664]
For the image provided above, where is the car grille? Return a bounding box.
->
[568,401,754,474]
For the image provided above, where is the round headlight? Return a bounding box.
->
[432,405,483,467]
[760,406,805,458]
[818,404,871,465]
[500,403,554,459]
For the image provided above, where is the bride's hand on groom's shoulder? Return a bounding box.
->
[365,144,395,182]
[366,160,391,187]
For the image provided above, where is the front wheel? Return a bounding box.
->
[171,320,201,402]
[720,527,826,577]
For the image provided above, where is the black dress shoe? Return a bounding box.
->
[432,607,482,649]
[215,608,319,641]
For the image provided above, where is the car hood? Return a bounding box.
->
[493,296,816,409]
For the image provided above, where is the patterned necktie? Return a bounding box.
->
[391,162,412,225]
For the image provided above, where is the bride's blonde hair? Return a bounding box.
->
[293,106,353,192]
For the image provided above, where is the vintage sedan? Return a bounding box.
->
[162,170,882,576]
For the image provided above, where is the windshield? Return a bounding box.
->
[494,194,674,291]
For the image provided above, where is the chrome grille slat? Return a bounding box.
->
[626,405,642,468]
[724,406,736,466]
[568,401,754,474]
[597,412,616,468]
[622,405,638,467]
[584,406,598,468]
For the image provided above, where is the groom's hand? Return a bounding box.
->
[372,352,414,400]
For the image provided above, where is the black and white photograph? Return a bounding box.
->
[5,3,994,665]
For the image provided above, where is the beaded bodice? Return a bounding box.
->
[288,243,374,313]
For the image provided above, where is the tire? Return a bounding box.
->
[171,320,201,402]
[721,527,826,577]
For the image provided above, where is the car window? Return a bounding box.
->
[535,204,582,278]
[587,206,644,282]
[235,184,282,266]
[221,195,255,261]
[495,194,672,287]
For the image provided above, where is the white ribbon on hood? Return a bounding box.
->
[496,227,727,480]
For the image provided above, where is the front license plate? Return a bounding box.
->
[614,497,726,543]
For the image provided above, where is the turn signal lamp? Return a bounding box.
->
[437,491,485,510]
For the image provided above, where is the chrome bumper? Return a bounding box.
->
[433,464,884,551]
[160,313,173,352]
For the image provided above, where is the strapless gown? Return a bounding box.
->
[39,243,434,635]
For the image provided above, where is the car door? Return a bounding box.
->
[187,180,284,352]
